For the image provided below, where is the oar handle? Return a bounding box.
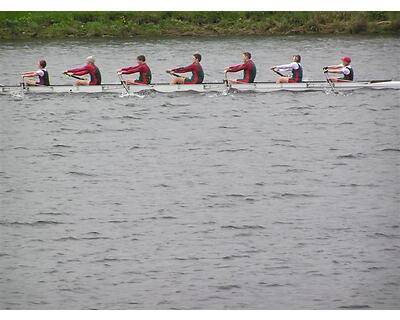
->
[64,73,85,81]
[271,68,286,77]
[166,71,182,78]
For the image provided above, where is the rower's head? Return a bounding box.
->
[38,60,47,69]
[242,52,251,62]
[292,55,301,63]
[86,56,95,65]
[192,53,202,64]
[137,55,146,65]
[341,56,351,66]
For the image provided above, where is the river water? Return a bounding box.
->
[0,36,399,309]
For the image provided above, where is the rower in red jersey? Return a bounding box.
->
[166,53,204,85]
[323,56,354,82]
[224,52,257,84]
[64,56,101,86]
[21,60,50,86]
[117,55,152,85]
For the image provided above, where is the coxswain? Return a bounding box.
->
[323,56,354,82]
[166,53,204,85]
[271,55,303,83]
[224,52,257,84]
[21,60,50,86]
[117,55,152,85]
[64,56,101,86]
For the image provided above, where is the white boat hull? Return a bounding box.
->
[1,81,399,94]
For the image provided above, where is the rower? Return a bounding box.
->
[323,56,354,82]
[271,55,303,83]
[21,60,50,86]
[117,55,152,85]
[224,52,256,84]
[64,56,101,86]
[166,53,204,85]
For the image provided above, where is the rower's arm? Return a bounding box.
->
[226,63,245,73]
[67,66,88,75]
[326,65,342,69]
[172,64,194,73]
[21,71,38,77]
[121,65,142,75]
[327,68,343,74]
[275,63,296,71]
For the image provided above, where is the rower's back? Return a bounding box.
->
[247,60,257,83]
[343,66,354,81]
[38,60,50,86]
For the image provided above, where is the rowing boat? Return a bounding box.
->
[1,80,399,94]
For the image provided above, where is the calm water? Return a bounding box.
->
[0,36,399,309]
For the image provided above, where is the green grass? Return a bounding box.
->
[0,12,399,40]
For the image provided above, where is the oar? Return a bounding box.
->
[224,71,231,88]
[64,73,85,81]
[118,73,129,94]
[271,68,286,77]
[20,76,25,97]
[166,71,182,78]
[222,71,232,93]
[323,69,338,94]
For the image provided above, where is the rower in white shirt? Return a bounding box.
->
[323,56,354,82]
[21,60,50,86]
[271,55,303,84]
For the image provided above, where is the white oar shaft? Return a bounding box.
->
[324,72,338,94]
[118,74,129,94]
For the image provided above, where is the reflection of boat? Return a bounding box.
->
[1,80,399,95]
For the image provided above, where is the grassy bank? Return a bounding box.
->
[0,12,399,40]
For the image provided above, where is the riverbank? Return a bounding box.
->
[1,12,399,40]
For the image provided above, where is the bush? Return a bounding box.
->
[389,18,400,32]
[350,19,368,34]
[0,12,399,39]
